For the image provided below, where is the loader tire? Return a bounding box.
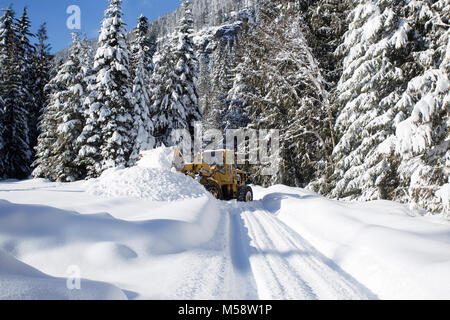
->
[205,184,221,200]
[238,185,253,202]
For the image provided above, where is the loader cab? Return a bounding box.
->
[202,150,236,176]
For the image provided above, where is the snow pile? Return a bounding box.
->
[87,166,207,201]
[86,147,206,201]
[256,185,450,299]
[0,249,126,300]
[137,146,177,170]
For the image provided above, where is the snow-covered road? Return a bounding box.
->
[222,201,375,300]
[0,175,449,300]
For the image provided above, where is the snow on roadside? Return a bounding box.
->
[137,146,177,170]
[0,146,227,299]
[0,250,127,300]
[86,146,208,201]
[0,191,224,299]
[87,166,207,201]
[254,185,450,300]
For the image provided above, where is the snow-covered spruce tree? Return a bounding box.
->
[0,8,31,179]
[33,34,89,182]
[170,0,202,138]
[79,34,94,78]
[150,0,202,147]
[236,0,333,187]
[31,23,52,152]
[78,0,135,178]
[79,34,95,111]
[73,35,96,166]
[207,40,235,130]
[129,15,155,161]
[392,0,449,213]
[0,95,5,178]
[197,50,213,129]
[131,15,156,78]
[303,0,351,90]
[222,26,254,131]
[150,37,191,147]
[327,0,417,201]
[32,64,62,180]
[17,7,40,159]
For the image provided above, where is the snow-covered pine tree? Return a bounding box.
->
[304,0,351,90]
[32,66,61,180]
[150,0,202,147]
[79,34,95,114]
[33,34,88,181]
[129,15,155,162]
[223,28,253,130]
[17,7,40,161]
[17,7,38,158]
[197,49,213,129]
[327,0,415,201]
[393,0,449,213]
[0,7,31,179]
[235,0,332,187]
[78,0,135,178]
[172,0,202,137]
[72,35,96,176]
[79,34,94,79]
[131,15,156,78]
[36,34,89,181]
[0,94,5,178]
[31,23,52,152]
[207,40,234,130]
[150,39,173,146]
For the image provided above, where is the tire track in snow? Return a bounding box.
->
[242,206,316,299]
[227,201,376,300]
[227,210,259,299]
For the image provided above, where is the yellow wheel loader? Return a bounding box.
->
[173,149,253,202]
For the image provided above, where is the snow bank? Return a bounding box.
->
[436,183,449,217]
[137,146,177,170]
[87,147,205,201]
[255,185,450,300]
[87,166,207,201]
[0,250,126,300]
[0,193,223,299]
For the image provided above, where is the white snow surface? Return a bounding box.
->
[136,146,176,170]
[0,168,449,299]
[0,249,126,300]
[87,147,207,201]
[87,166,207,201]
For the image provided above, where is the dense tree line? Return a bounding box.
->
[1,0,448,214]
[0,7,51,179]
[33,0,200,181]
[202,0,448,213]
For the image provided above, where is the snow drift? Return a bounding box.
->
[136,146,177,170]
[256,185,450,300]
[87,166,207,201]
[87,147,207,201]
[0,249,126,300]
[0,147,224,300]
[0,193,222,299]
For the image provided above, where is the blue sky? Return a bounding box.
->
[0,0,182,53]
